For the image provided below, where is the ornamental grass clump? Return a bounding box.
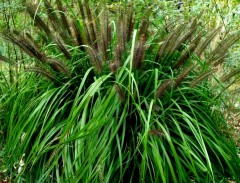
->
[0,0,240,182]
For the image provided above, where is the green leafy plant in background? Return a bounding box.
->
[0,0,240,182]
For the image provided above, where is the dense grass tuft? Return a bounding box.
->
[0,0,239,182]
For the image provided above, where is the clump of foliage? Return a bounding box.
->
[0,0,240,182]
